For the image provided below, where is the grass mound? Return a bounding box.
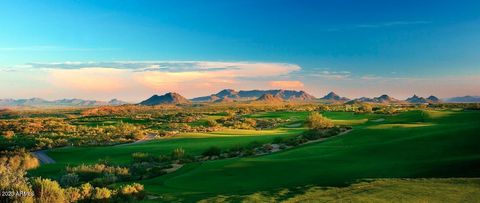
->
[198,178,480,202]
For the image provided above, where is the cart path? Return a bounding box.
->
[32,150,56,164]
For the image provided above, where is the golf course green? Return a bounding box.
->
[30,110,480,201]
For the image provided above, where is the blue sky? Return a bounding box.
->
[0,0,479,101]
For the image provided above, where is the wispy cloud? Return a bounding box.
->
[25,61,299,74]
[0,46,116,52]
[355,21,431,28]
[2,61,479,100]
[326,21,431,32]
[2,61,302,100]
[269,80,304,89]
[296,68,351,80]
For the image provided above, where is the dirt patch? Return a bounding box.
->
[371,118,385,122]
[115,133,157,147]
[285,123,303,128]
[165,163,183,173]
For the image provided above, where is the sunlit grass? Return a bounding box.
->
[367,123,436,129]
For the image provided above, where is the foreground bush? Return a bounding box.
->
[0,149,40,171]
[31,178,66,203]
[66,164,130,181]
[1,168,146,203]
[0,164,34,203]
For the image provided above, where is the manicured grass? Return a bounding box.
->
[138,110,480,201]
[29,110,480,202]
[198,178,480,202]
[283,178,480,203]
[246,111,310,120]
[29,128,304,178]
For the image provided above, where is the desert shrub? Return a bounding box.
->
[255,118,283,129]
[262,144,273,151]
[202,146,222,157]
[0,149,40,171]
[357,103,373,113]
[129,162,150,177]
[284,137,306,146]
[307,112,334,129]
[64,187,82,203]
[246,141,262,149]
[148,166,168,176]
[60,173,80,187]
[91,173,118,187]
[67,164,129,176]
[129,155,175,179]
[91,187,112,201]
[1,162,145,202]
[31,177,66,203]
[115,123,146,140]
[243,148,256,156]
[79,183,94,199]
[132,152,155,163]
[206,119,219,127]
[66,164,129,184]
[302,130,326,140]
[226,144,244,157]
[0,164,34,203]
[171,147,185,160]
[2,130,15,139]
[117,183,145,201]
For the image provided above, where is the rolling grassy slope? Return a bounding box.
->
[198,178,480,202]
[30,128,304,178]
[29,110,480,202]
[283,178,480,203]
[138,110,480,201]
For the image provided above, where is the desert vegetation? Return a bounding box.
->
[1,101,479,202]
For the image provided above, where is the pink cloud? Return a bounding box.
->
[269,80,304,89]
[48,68,129,92]
[14,61,300,100]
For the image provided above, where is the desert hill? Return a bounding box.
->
[320,92,349,101]
[139,92,191,106]
[406,95,441,104]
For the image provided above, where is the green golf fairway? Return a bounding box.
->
[30,110,480,202]
[139,110,480,201]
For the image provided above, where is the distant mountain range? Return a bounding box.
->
[445,96,480,103]
[148,91,443,105]
[346,94,442,104]
[2,90,479,107]
[0,98,128,107]
[347,94,400,104]
[191,89,316,102]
